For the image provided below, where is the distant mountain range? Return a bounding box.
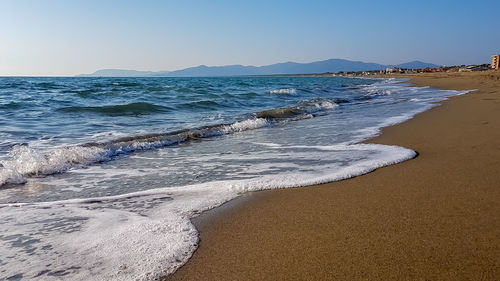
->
[77,59,440,77]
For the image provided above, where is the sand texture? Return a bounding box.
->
[166,71,500,281]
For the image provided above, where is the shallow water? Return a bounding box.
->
[0,76,467,280]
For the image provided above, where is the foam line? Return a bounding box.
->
[0,143,415,280]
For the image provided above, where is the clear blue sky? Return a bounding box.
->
[1,0,499,76]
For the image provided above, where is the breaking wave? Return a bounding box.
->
[256,98,338,119]
[268,88,297,94]
[0,98,340,187]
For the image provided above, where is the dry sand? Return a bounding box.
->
[166,71,500,281]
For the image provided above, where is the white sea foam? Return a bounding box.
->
[295,98,338,113]
[312,99,336,109]
[0,143,415,281]
[268,88,297,94]
[0,145,110,186]
[222,118,268,133]
[0,118,270,186]
[252,142,283,148]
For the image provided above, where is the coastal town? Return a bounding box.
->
[323,55,499,77]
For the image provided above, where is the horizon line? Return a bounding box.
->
[2,57,490,77]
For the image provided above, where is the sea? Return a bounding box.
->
[0,76,468,280]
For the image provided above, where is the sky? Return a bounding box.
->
[1,0,499,76]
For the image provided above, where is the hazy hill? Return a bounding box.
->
[78,59,440,77]
[77,69,169,77]
[395,60,440,69]
[162,59,388,77]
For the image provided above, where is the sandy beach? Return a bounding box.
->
[166,71,500,281]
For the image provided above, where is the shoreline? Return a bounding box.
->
[165,71,500,280]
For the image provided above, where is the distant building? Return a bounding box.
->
[492,55,500,70]
[385,67,402,74]
[422,67,444,73]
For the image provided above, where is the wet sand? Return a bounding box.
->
[166,71,500,281]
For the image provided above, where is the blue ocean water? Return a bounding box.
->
[0,76,467,280]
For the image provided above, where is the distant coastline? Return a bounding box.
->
[77,58,440,77]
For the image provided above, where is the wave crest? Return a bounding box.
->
[0,145,110,186]
[256,98,338,119]
[268,88,297,95]
[0,98,340,186]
